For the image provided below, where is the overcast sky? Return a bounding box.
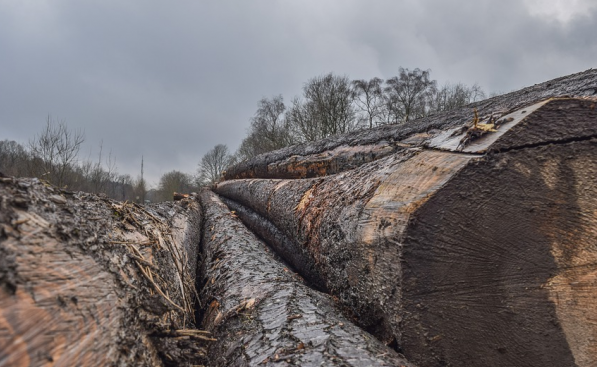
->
[1,0,595,186]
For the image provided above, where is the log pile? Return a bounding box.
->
[198,190,412,366]
[214,94,597,366]
[0,177,207,366]
[1,69,596,367]
[224,68,597,181]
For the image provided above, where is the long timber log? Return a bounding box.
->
[214,97,597,367]
[0,178,207,366]
[224,69,597,180]
[197,190,413,366]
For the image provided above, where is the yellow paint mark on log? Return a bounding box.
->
[295,186,316,214]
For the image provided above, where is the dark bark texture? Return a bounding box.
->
[214,97,597,367]
[198,190,413,366]
[0,178,208,367]
[224,69,597,180]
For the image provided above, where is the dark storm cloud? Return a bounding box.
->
[413,0,597,92]
[0,0,594,185]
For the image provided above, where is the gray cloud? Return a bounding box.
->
[1,0,595,185]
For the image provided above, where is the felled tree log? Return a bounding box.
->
[0,178,208,367]
[224,68,597,180]
[215,98,597,367]
[197,190,413,366]
[173,192,190,201]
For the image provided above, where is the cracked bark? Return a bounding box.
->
[198,190,413,366]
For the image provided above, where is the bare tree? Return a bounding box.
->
[286,73,357,142]
[28,116,85,187]
[133,176,147,204]
[251,95,292,149]
[304,73,357,137]
[286,96,321,142]
[2,119,162,202]
[470,83,486,102]
[197,144,234,186]
[236,134,262,162]
[0,140,29,177]
[352,78,384,128]
[384,68,436,123]
[116,174,134,201]
[237,95,295,161]
[80,141,118,194]
[234,70,485,160]
[156,170,194,201]
[428,82,487,113]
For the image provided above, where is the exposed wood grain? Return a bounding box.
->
[0,179,206,366]
[1,224,124,367]
[401,138,597,367]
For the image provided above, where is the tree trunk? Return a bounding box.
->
[214,98,597,367]
[224,69,597,181]
[197,190,412,366]
[0,177,208,367]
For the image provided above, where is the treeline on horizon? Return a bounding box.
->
[204,67,489,183]
[0,117,202,203]
[0,68,490,202]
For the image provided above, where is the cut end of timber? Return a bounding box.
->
[0,178,208,367]
[214,96,597,367]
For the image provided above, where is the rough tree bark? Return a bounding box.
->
[214,98,597,367]
[197,190,413,366]
[224,68,597,180]
[0,177,208,367]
